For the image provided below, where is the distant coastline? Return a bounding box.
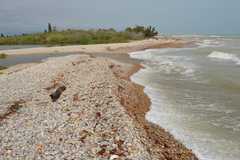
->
[0,26,158,45]
[0,38,186,56]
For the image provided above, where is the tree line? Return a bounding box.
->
[125,25,158,38]
[0,24,159,45]
[1,24,159,38]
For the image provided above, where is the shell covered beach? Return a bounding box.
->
[0,39,197,159]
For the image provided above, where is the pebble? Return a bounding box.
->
[109,155,119,160]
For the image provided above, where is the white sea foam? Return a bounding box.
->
[208,51,240,65]
[130,48,173,60]
[130,48,194,60]
[209,35,224,38]
[130,38,240,160]
[196,39,222,48]
[130,50,196,78]
[129,50,154,60]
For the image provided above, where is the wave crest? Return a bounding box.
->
[208,51,240,65]
[196,39,222,48]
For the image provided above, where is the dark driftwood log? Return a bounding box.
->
[50,86,66,102]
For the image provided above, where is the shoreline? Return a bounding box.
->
[0,38,198,159]
[1,38,186,56]
[111,54,198,159]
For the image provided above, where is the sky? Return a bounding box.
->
[0,0,240,35]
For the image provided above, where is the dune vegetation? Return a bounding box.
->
[0,53,7,59]
[0,65,7,73]
[0,25,158,45]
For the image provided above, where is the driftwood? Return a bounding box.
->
[50,86,66,102]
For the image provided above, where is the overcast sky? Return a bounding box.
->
[1,0,240,35]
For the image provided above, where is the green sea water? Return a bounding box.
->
[130,36,240,160]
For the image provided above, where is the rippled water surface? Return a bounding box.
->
[0,45,77,67]
[0,45,43,51]
[130,36,240,160]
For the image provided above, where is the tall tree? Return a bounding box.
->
[48,23,52,33]
[0,33,4,38]
[125,25,158,38]
[144,26,158,37]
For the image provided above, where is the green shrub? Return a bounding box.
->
[0,66,7,70]
[125,25,158,38]
[0,53,7,59]
[0,26,157,45]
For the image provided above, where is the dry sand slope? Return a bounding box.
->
[0,54,197,160]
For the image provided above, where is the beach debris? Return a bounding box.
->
[109,64,115,69]
[0,100,25,121]
[109,155,119,160]
[9,101,23,112]
[36,144,44,154]
[79,130,92,143]
[45,79,60,91]
[50,85,66,102]
[97,148,107,157]
[45,73,65,90]
[73,93,80,101]
[0,53,7,59]
[110,148,125,157]
[93,112,102,131]
[0,66,7,70]
[89,55,96,58]
[118,85,124,92]
[97,145,110,158]
[96,112,101,118]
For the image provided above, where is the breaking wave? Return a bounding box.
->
[130,49,196,77]
[196,39,222,48]
[208,51,240,65]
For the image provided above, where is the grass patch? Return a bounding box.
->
[0,66,7,70]
[0,26,158,45]
[0,66,7,75]
[0,29,144,45]
[0,53,7,59]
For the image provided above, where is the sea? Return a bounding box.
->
[0,45,43,51]
[130,36,240,160]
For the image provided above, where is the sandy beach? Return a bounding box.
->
[0,39,197,159]
[1,38,186,56]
